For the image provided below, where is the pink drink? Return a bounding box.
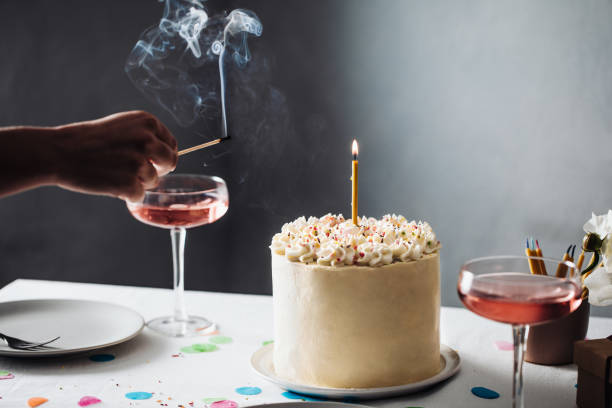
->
[128,197,228,229]
[458,272,582,325]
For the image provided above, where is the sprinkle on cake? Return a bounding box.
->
[270,214,440,267]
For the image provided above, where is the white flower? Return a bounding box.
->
[584,266,612,306]
[583,210,612,237]
[584,210,612,270]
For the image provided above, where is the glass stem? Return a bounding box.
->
[512,324,528,408]
[171,227,188,322]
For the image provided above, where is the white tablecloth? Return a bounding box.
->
[0,279,608,407]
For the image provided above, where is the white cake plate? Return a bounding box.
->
[250,343,461,400]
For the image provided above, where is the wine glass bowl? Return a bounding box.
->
[127,174,228,229]
[458,256,582,326]
[126,174,229,337]
[458,256,581,408]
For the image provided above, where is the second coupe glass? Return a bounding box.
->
[458,256,582,408]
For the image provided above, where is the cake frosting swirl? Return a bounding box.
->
[270,214,440,267]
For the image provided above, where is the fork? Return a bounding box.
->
[0,333,60,350]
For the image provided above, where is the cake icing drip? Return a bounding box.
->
[270,214,440,266]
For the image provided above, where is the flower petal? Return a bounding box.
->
[584,267,612,306]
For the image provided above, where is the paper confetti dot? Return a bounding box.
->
[210,400,238,408]
[494,340,513,351]
[282,391,327,401]
[235,387,261,396]
[0,373,14,380]
[89,354,115,362]
[0,370,9,376]
[203,397,227,404]
[27,397,48,407]
[262,340,274,346]
[78,396,101,406]
[198,328,220,335]
[209,336,233,344]
[471,386,500,399]
[125,392,153,400]
[181,343,218,353]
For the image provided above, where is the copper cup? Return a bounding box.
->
[525,301,590,365]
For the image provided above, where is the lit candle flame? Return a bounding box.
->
[351,139,359,225]
[352,139,359,159]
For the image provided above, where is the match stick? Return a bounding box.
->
[555,244,572,278]
[526,238,539,275]
[575,249,585,272]
[535,239,547,275]
[178,136,230,156]
[568,244,577,277]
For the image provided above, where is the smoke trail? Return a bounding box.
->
[125,0,262,135]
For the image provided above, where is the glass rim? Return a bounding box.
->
[143,173,227,197]
[461,254,578,273]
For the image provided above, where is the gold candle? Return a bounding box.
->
[352,139,359,225]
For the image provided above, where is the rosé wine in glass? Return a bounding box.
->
[458,272,582,325]
[127,174,228,337]
[128,198,228,229]
[458,256,581,408]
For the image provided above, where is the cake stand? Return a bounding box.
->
[250,343,461,400]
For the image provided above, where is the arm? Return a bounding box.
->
[0,111,178,202]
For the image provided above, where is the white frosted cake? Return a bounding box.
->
[270,214,441,388]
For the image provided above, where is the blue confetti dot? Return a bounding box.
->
[236,386,262,395]
[282,391,327,401]
[471,386,500,399]
[125,391,153,400]
[89,354,115,362]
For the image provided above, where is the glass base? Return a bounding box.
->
[146,315,216,337]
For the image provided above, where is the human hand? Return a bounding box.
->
[53,111,178,202]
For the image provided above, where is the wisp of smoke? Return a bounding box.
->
[125,0,262,134]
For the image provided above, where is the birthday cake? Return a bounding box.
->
[270,214,441,388]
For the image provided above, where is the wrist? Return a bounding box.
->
[28,126,67,187]
[46,125,74,187]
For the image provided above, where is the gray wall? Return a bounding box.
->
[1,1,612,316]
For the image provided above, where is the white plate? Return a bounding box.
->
[245,403,371,408]
[251,343,460,400]
[0,299,144,357]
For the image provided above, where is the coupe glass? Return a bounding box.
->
[458,256,582,408]
[127,174,228,337]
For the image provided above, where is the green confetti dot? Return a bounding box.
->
[262,340,274,346]
[180,343,219,353]
[0,370,9,376]
[193,343,218,352]
[203,397,226,404]
[180,346,199,354]
[209,336,233,344]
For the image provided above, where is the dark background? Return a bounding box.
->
[1,0,612,316]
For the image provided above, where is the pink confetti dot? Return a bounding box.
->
[0,374,14,380]
[494,340,513,351]
[78,396,101,406]
[211,400,239,408]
